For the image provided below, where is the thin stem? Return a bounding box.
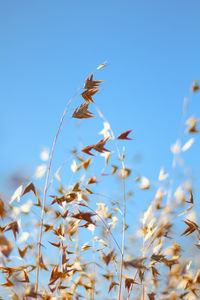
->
[35,88,80,296]
[118,177,126,300]
[142,284,145,300]
[84,204,122,255]
[92,229,96,300]
[127,270,138,299]
[47,151,79,190]
[95,108,127,300]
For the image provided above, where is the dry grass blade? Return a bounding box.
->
[124,257,147,270]
[186,190,194,204]
[18,245,29,258]
[150,254,165,262]
[191,80,200,92]
[22,182,37,197]
[19,271,30,283]
[0,234,13,257]
[87,176,98,184]
[50,193,77,206]
[101,249,115,266]
[72,211,96,224]
[84,73,103,89]
[125,278,139,293]
[151,266,160,278]
[81,145,94,156]
[97,61,109,70]
[4,221,19,240]
[0,198,6,219]
[72,103,94,119]
[81,137,110,155]
[181,219,200,236]
[148,292,156,300]
[93,137,110,153]
[81,88,100,104]
[108,281,119,293]
[1,277,13,287]
[186,116,200,133]
[117,129,133,140]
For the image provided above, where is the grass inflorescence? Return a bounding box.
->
[1,65,200,300]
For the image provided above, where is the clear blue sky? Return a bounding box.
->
[1,0,200,208]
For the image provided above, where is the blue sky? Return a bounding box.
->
[1,0,200,202]
[1,0,200,189]
[1,0,200,298]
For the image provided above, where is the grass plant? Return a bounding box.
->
[1,66,200,300]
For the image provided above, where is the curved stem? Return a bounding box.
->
[35,88,80,296]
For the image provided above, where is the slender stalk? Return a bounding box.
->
[117,176,126,300]
[35,88,80,296]
[95,108,127,300]
[127,270,138,299]
[47,151,79,190]
[142,284,145,300]
[84,204,122,255]
[91,229,96,300]
[112,134,126,300]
